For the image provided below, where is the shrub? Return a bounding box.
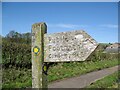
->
[2,38,31,68]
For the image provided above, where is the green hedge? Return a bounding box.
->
[87,50,118,62]
[2,39,31,68]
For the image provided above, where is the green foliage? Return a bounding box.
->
[2,31,32,68]
[2,68,32,88]
[5,30,31,44]
[87,45,118,62]
[2,38,31,68]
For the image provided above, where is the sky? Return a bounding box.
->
[2,2,118,43]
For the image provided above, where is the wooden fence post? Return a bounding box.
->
[32,22,47,89]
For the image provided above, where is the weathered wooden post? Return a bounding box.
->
[32,22,47,89]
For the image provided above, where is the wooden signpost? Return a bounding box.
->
[32,23,47,89]
[32,22,98,89]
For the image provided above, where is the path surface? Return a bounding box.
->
[48,65,120,88]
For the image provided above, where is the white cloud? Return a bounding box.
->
[100,24,118,28]
[57,24,79,28]
[48,23,88,29]
[48,23,118,29]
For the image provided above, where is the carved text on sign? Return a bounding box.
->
[44,30,98,62]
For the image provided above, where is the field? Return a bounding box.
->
[2,37,119,88]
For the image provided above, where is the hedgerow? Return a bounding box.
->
[2,38,31,68]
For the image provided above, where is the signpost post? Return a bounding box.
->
[32,22,98,89]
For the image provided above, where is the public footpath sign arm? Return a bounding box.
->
[32,22,47,89]
[44,27,98,62]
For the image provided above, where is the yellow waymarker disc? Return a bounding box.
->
[33,46,40,55]
[34,48,39,53]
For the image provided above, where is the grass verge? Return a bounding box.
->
[48,59,118,82]
[3,59,118,88]
[2,68,32,88]
[86,71,120,88]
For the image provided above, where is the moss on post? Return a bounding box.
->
[32,22,47,89]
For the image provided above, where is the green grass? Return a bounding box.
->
[2,68,32,88]
[3,59,118,88]
[86,71,120,88]
[48,59,118,82]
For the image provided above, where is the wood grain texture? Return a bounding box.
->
[32,22,47,89]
